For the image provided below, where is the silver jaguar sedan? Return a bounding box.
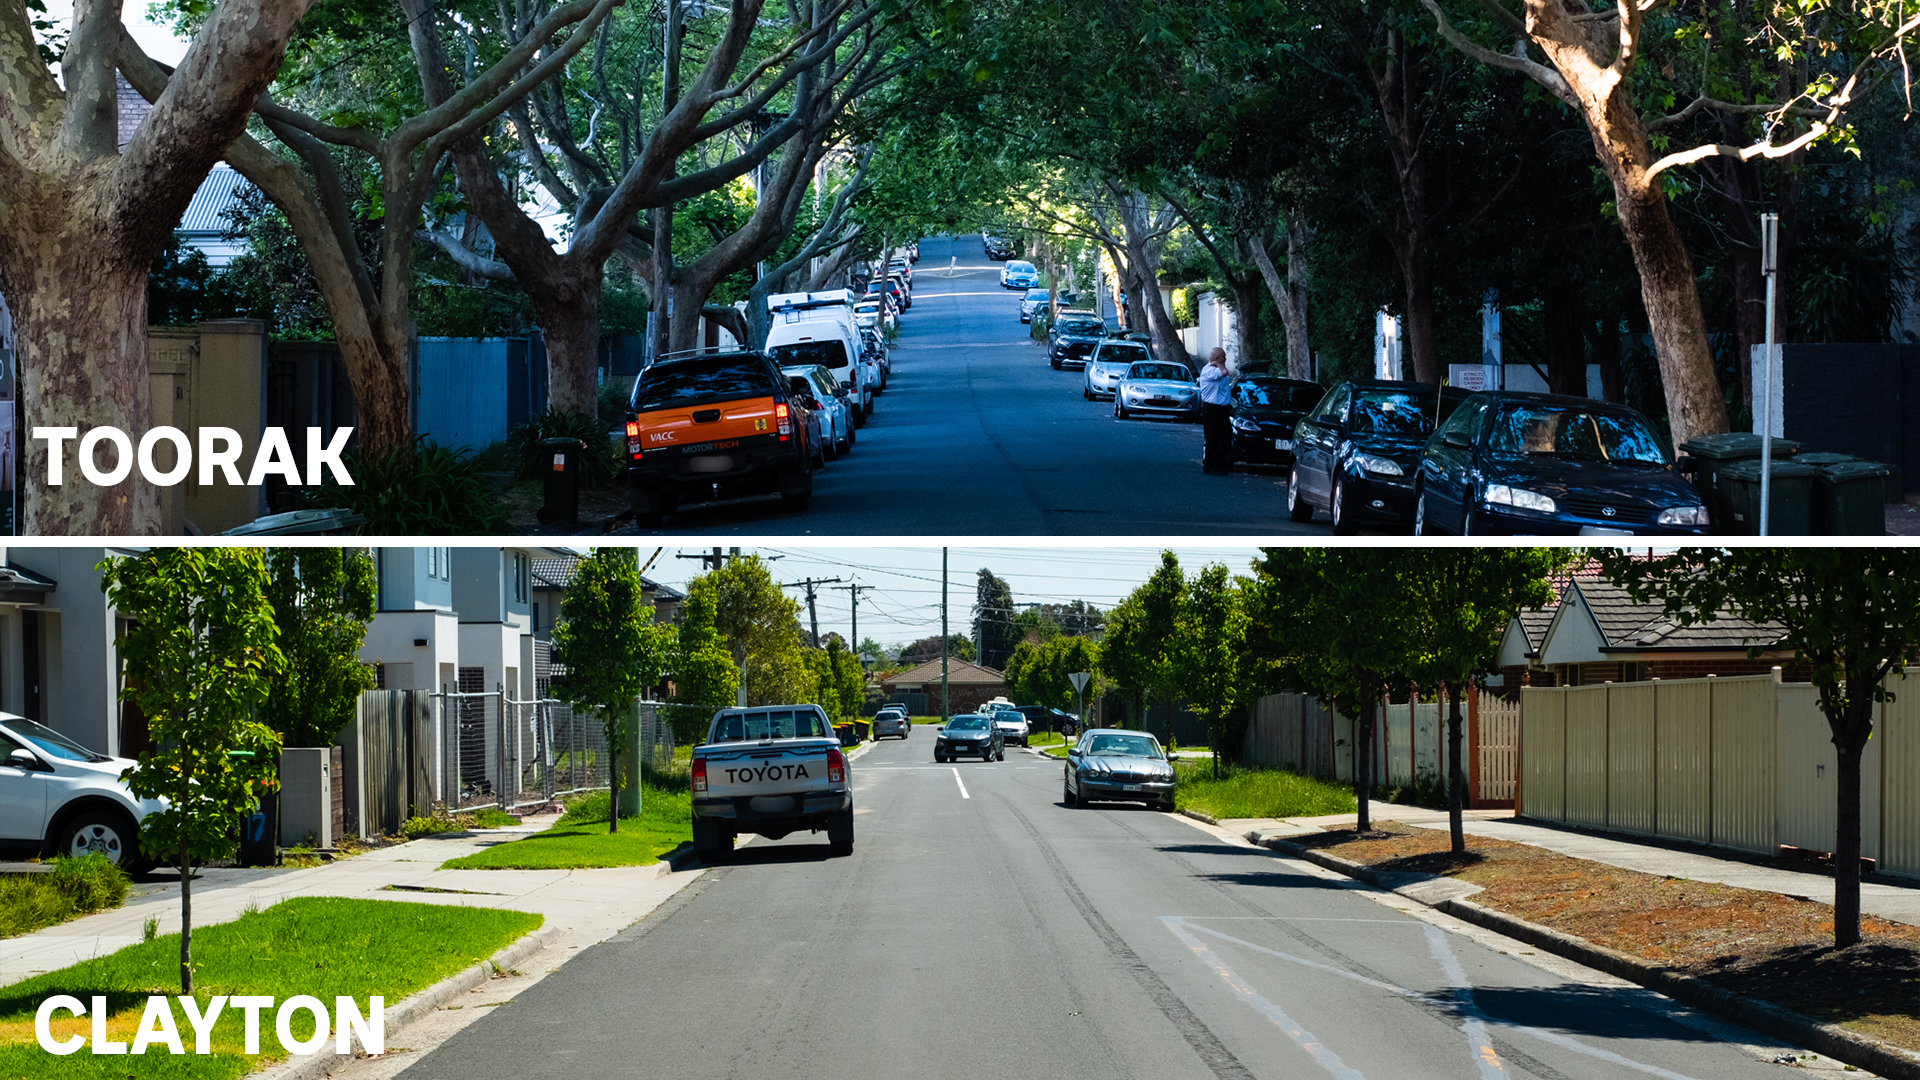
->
[1113,360,1200,420]
[1083,339,1151,401]
[1063,728,1176,810]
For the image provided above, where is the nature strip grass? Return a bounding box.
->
[1172,761,1359,820]
[0,858,129,941]
[0,895,542,1080]
[1292,821,1920,1055]
[439,786,693,871]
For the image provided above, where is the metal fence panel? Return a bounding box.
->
[1383,701,1412,788]
[1883,671,1920,879]
[1563,685,1610,828]
[1655,679,1713,844]
[1775,683,1882,860]
[1606,682,1657,836]
[1710,675,1779,854]
[1413,700,1442,787]
[1519,687,1566,822]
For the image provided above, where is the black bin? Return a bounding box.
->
[1715,458,1815,535]
[239,787,277,868]
[1795,453,1890,536]
[1677,433,1801,531]
[537,437,587,526]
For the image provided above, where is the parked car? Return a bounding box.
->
[1063,728,1176,811]
[1114,360,1200,421]
[987,707,1030,747]
[999,260,1041,289]
[1229,375,1325,469]
[864,278,906,315]
[782,364,855,458]
[1049,312,1109,370]
[853,298,896,334]
[692,704,852,859]
[859,326,890,381]
[907,240,920,262]
[889,258,912,286]
[983,232,1017,259]
[1287,380,1469,534]
[886,272,912,309]
[935,714,1003,762]
[1083,338,1152,400]
[624,348,814,528]
[0,714,163,870]
[872,707,911,739]
[1020,287,1051,322]
[1413,391,1711,536]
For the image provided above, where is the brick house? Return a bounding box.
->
[1495,573,1806,689]
[878,659,1006,715]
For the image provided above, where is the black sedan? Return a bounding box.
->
[1288,380,1469,534]
[935,714,1003,762]
[1229,375,1325,469]
[1063,729,1176,811]
[1413,391,1711,536]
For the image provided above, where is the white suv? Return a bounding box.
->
[0,715,163,869]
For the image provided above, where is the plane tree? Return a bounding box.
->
[0,0,313,533]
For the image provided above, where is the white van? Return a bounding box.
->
[765,292,872,418]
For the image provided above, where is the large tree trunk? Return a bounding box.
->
[1231,275,1264,370]
[1356,683,1375,832]
[1249,224,1312,380]
[14,237,158,534]
[1395,241,1442,384]
[1832,697,1872,948]
[1114,192,1192,370]
[1369,30,1442,386]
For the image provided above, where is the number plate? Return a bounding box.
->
[1122,784,1146,792]
[1274,439,1291,450]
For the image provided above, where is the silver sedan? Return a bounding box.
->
[1113,361,1200,420]
[1083,340,1151,400]
[1063,728,1176,810]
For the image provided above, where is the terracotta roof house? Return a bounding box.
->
[1496,576,1799,687]
[879,659,1006,716]
[530,555,686,638]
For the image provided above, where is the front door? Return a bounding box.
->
[0,730,47,841]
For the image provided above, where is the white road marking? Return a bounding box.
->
[953,768,969,799]
[1162,916,1368,1080]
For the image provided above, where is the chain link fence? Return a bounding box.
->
[428,686,669,813]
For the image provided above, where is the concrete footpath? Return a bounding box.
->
[1213,800,1920,928]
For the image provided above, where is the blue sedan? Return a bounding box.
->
[1413,391,1711,536]
[999,260,1041,289]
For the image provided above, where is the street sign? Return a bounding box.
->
[1069,672,1090,693]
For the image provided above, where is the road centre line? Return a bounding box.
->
[953,768,969,799]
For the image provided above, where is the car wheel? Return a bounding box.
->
[1084,384,1093,400]
[56,810,140,868]
[1064,778,1076,806]
[827,810,855,856]
[1051,356,1062,370]
[692,818,729,862]
[1115,400,1129,420]
[1331,474,1358,535]
[936,751,947,763]
[1461,506,1480,536]
[1287,469,1315,522]
[1413,489,1431,536]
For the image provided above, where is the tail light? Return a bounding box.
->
[827,748,845,783]
[625,420,641,458]
[692,758,707,793]
[776,402,792,439]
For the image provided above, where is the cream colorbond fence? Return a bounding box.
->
[1521,671,1917,875]
[1243,690,1516,805]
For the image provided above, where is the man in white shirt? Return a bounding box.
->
[1197,347,1233,475]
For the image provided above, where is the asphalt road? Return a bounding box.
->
[395,734,1814,1080]
[624,234,1329,536]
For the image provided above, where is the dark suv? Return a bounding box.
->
[1048,312,1109,370]
[623,349,813,528]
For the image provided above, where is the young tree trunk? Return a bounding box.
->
[1232,276,1264,369]
[1248,225,1312,380]
[1396,244,1441,384]
[1833,707,1870,947]
[14,240,160,534]
[1356,684,1375,832]
[178,840,193,993]
[1447,682,1466,855]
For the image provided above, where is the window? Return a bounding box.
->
[428,546,437,578]
[512,554,530,604]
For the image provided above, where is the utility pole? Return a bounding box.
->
[676,546,781,573]
[783,576,842,648]
[941,548,949,723]
[832,582,873,662]
[1759,211,1779,537]
[651,0,685,363]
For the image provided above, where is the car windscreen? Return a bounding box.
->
[1025,288,1050,298]
[1239,380,1323,410]
[769,340,850,370]
[1084,733,1162,758]
[1097,345,1149,366]
[947,717,989,730]
[1128,362,1188,382]
[1348,390,1437,437]
[1008,262,1034,272]
[633,357,779,411]
[710,709,833,742]
[1486,405,1668,465]
[3,718,109,762]
[1058,320,1104,336]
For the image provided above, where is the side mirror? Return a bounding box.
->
[1675,456,1700,475]
[8,747,39,769]
[1443,431,1471,450]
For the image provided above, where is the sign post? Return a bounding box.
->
[1759,212,1779,537]
[1069,671,1091,741]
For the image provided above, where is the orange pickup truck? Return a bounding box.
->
[623,349,813,528]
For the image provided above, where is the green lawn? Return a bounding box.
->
[0,896,540,1079]
[0,856,128,940]
[1172,761,1358,820]
[438,785,692,870]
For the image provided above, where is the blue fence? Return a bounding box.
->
[413,335,547,452]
